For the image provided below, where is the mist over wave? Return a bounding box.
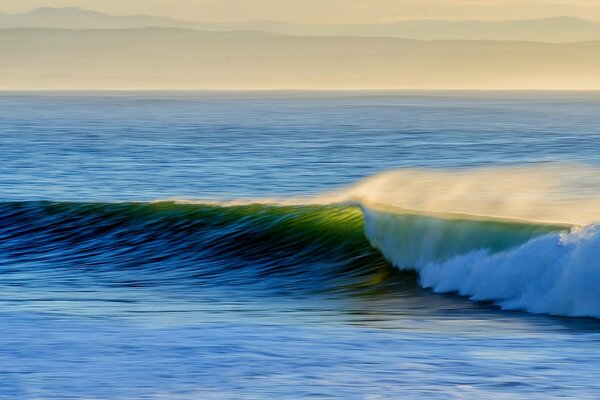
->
[338,163,600,226]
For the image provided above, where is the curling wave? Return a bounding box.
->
[1,165,599,318]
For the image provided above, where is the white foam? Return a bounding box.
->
[417,225,600,317]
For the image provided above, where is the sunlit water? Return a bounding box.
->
[1,91,600,399]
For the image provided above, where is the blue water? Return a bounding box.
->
[1,91,600,399]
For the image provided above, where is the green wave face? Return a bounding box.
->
[0,201,396,294]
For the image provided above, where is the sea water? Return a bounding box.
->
[1,91,600,399]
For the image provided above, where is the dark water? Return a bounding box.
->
[1,91,600,399]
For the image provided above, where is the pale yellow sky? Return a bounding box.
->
[2,0,600,23]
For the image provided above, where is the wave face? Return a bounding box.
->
[0,201,396,294]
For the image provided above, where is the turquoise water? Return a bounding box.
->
[1,91,600,399]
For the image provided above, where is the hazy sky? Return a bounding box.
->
[2,0,600,23]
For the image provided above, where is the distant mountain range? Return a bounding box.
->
[3,27,600,90]
[3,7,600,42]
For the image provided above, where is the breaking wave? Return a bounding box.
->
[1,164,599,318]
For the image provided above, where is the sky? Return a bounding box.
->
[2,0,600,23]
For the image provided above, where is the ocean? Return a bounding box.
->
[1,91,600,399]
